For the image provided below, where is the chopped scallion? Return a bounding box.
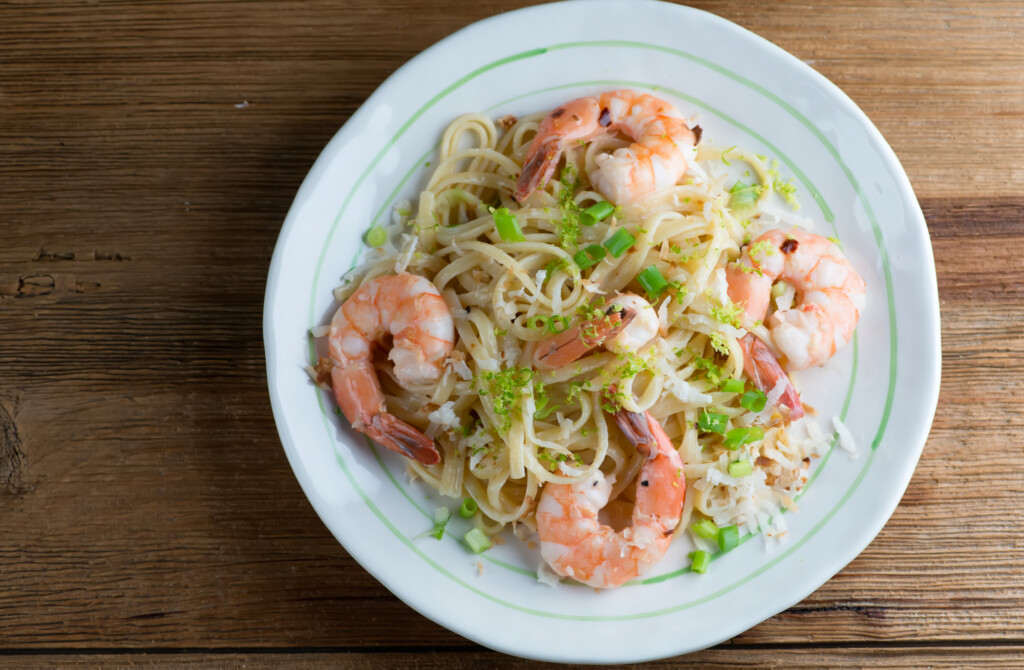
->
[697,410,728,434]
[533,401,559,420]
[573,244,607,270]
[603,228,636,258]
[728,459,754,478]
[740,389,767,412]
[491,207,525,242]
[365,226,387,247]
[547,315,570,334]
[692,518,719,540]
[637,264,669,300]
[464,527,492,554]
[723,426,764,450]
[771,280,789,298]
[545,257,568,279]
[689,550,711,574]
[580,201,615,226]
[458,498,478,518]
[718,524,739,551]
[719,378,745,393]
[430,506,451,540]
[728,180,759,209]
[526,315,549,330]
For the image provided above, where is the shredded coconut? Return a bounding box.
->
[775,283,797,312]
[392,199,411,227]
[664,376,712,405]
[656,297,671,335]
[451,359,472,381]
[427,401,460,430]
[832,416,859,457]
[536,563,562,588]
[394,233,418,273]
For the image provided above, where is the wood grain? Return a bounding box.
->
[2,0,1023,667]
[2,647,1024,669]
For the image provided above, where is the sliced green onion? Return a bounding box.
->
[492,207,525,242]
[723,426,764,450]
[719,378,745,393]
[548,315,570,334]
[602,228,636,258]
[513,368,534,385]
[464,527,492,554]
[728,181,759,209]
[697,410,728,434]
[430,506,451,540]
[533,401,559,420]
[740,389,767,412]
[526,315,549,330]
[718,524,739,551]
[689,550,711,574]
[728,459,754,478]
[692,518,719,540]
[573,244,607,270]
[771,280,789,298]
[580,201,615,226]
[365,226,387,247]
[459,498,478,518]
[637,264,669,300]
[545,257,568,279]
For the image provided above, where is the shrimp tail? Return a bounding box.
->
[532,305,636,370]
[369,413,442,465]
[739,335,805,420]
[515,141,560,202]
[611,408,657,458]
[331,363,442,465]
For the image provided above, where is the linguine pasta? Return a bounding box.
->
[318,107,836,553]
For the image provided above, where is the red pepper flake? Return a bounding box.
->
[780,238,799,254]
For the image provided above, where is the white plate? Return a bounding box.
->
[264,0,940,663]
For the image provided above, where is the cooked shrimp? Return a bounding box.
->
[726,229,866,371]
[739,334,804,420]
[532,293,658,369]
[515,89,700,205]
[328,273,454,465]
[536,410,686,588]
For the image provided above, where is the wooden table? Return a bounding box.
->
[3,1,1022,667]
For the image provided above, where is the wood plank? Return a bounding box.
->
[3,1,1024,203]
[2,646,1024,669]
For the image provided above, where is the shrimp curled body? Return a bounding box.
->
[516,89,700,205]
[727,229,866,371]
[329,273,454,465]
[536,413,686,589]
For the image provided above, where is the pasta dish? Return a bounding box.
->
[309,89,866,588]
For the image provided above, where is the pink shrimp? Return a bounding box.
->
[536,410,686,589]
[328,273,455,465]
[727,229,865,418]
[532,293,659,370]
[739,334,805,421]
[727,229,866,370]
[515,89,701,205]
